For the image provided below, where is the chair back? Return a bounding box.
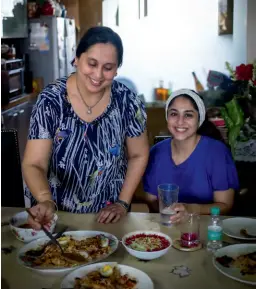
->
[1,129,25,207]
[154,135,171,145]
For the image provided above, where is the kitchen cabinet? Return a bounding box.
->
[146,106,169,146]
[62,0,102,41]
[1,0,28,39]
[133,105,168,202]
[79,0,102,38]
[1,99,36,160]
[62,0,80,31]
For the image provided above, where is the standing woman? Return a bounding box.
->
[22,26,149,228]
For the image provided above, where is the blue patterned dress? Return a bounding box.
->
[25,77,146,213]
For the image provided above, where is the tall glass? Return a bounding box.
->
[158,183,179,226]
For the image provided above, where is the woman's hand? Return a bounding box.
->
[27,200,55,230]
[169,203,188,224]
[97,203,127,224]
[170,203,201,223]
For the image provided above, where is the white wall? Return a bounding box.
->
[103,0,248,101]
[247,0,256,63]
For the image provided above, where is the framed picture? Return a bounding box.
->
[218,0,234,35]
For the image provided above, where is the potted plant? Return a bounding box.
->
[221,61,256,158]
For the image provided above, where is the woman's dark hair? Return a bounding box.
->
[76,26,123,67]
[169,94,224,142]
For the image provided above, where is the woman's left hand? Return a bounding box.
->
[97,203,127,224]
[169,203,188,224]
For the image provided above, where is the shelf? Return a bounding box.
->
[1,92,38,112]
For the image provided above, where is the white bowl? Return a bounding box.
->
[122,230,172,260]
[10,211,58,243]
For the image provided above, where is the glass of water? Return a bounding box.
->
[158,183,179,226]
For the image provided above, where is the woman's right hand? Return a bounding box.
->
[169,203,188,224]
[27,200,55,230]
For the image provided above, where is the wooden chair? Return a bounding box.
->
[154,135,171,145]
[232,161,256,217]
[1,129,25,207]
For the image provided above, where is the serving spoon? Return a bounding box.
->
[26,226,68,257]
[26,209,86,263]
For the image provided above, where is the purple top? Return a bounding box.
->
[143,136,239,204]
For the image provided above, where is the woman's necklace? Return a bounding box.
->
[76,80,105,114]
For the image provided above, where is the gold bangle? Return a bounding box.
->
[40,200,58,212]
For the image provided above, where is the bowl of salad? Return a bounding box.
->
[122,230,172,260]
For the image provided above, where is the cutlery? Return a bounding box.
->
[26,209,64,250]
[26,226,68,257]
[26,209,87,263]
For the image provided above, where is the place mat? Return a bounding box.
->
[173,239,202,252]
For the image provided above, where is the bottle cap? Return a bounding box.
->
[211,207,220,215]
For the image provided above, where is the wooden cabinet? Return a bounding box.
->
[2,99,36,160]
[146,106,169,146]
[133,105,168,202]
[62,0,102,41]
[62,0,80,31]
[79,0,102,39]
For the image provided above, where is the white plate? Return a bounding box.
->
[213,243,256,286]
[61,262,154,289]
[17,231,119,275]
[223,217,256,240]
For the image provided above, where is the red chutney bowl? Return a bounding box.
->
[122,231,172,260]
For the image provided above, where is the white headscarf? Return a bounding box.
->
[165,89,206,127]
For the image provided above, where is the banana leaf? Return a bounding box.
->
[228,126,241,156]
[220,99,245,157]
[220,107,234,129]
[225,98,244,126]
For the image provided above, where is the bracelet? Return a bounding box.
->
[116,199,130,211]
[41,200,58,212]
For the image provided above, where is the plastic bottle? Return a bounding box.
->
[206,207,223,252]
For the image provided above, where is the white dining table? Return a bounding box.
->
[1,207,255,289]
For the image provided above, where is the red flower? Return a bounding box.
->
[235,64,253,81]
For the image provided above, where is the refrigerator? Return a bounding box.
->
[25,16,76,87]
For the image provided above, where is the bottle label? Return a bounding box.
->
[207,226,222,241]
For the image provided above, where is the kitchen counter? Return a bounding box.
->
[1,92,38,112]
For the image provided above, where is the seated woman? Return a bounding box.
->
[143,89,239,223]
